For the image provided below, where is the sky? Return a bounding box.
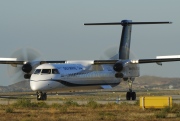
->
[0,0,180,86]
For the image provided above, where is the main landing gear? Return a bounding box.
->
[37,92,47,100]
[126,79,136,100]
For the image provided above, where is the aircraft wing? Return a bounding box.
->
[93,58,180,65]
[1,56,180,65]
[0,58,66,65]
[131,58,180,64]
[0,58,24,65]
[131,55,180,64]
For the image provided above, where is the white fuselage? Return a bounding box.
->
[30,60,140,92]
[30,63,121,92]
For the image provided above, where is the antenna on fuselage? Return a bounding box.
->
[84,20,172,60]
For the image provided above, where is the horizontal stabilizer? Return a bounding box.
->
[84,21,172,26]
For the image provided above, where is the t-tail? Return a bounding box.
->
[84,20,172,60]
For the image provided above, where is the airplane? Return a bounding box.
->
[1,19,180,101]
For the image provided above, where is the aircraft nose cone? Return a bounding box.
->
[30,82,38,91]
[30,80,45,91]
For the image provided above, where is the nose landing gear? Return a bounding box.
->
[37,92,47,100]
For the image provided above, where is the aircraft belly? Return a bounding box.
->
[45,85,105,92]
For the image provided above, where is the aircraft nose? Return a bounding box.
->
[30,80,49,91]
[30,74,59,91]
[30,81,41,91]
[30,74,50,91]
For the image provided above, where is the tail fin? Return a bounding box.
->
[84,20,172,60]
[119,20,132,59]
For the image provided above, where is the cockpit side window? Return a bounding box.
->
[41,69,51,74]
[34,69,41,74]
[52,69,60,74]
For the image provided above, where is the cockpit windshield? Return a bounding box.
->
[34,69,60,74]
[41,69,51,74]
[34,69,41,74]
[52,69,60,74]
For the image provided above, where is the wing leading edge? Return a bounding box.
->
[0,58,180,65]
[131,58,180,64]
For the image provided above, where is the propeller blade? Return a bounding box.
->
[7,48,42,83]
[26,48,41,61]
[101,46,137,60]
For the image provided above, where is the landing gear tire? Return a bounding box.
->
[37,92,47,101]
[126,91,136,100]
[131,92,136,100]
[126,92,131,100]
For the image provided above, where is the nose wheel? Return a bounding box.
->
[37,92,47,100]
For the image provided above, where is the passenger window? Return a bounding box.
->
[52,69,60,74]
[34,69,41,74]
[41,69,51,74]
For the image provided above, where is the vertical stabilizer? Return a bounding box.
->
[119,20,132,59]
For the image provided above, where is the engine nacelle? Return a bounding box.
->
[24,74,31,79]
[22,63,32,73]
[115,73,124,78]
[113,62,123,72]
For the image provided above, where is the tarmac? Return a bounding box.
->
[0,90,180,105]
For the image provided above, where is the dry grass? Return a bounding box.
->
[0,90,179,121]
[0,98,179,121]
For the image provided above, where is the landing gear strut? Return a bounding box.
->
[126,79,136,100]
[37,92,47,100]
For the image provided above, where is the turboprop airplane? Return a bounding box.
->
[1,20,180,101]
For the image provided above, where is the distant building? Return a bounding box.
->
[169,85,174,89]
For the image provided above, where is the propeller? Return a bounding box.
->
[100,45,139,78]
[101,46,137,60]
[7,48,41,82]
